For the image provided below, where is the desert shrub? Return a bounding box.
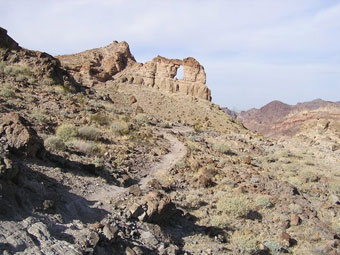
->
[255,195,273,209]
[263,240,282,255]
[69,140,100,155]
[56,124,78,141]
[187,141,199,151]
[329,181,340,195]
[111,121,129,135]
[4,65,31,76]
[0,61,6,72]
[193,123,201,132]
[44,136,66,151]
[188,135,197,142]
[300,170,319,183]
[213,143,234,155]
[78,126,101,141]
[231,231,259,255]
[217,196,249,218]
[331,217,340,235]
[55,84,71,95]
[0,87,15,98]
[210,215,229,228]
[91,114,109,126]
[42,78,55,85]
[289,203,303,214]
[31,110,48,123]
[15,74,27,82]
[135,113,149,124]
[176,161,187,169]
[76,94,87,105]
[27,77,37,84]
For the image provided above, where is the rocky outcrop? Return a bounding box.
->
[0,26,80,92]
[128,191,177,224]
[115,55,211,101]
[57,42,212,101]
[0,113,44,157]
[0,27,20,50]
[57,41,136,85]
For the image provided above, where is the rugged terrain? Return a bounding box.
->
[236,99,340,138]
[0,27,339,255]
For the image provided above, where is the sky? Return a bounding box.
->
[1,0,340,111]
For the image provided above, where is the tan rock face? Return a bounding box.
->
[57,42,211,101]
[117,55,211,101]
[57,41,136,86]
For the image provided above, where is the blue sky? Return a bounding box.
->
[1,0,340,110]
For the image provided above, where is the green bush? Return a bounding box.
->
[330,181,340,195]
[4,65,31,76]
[42,78,55,86]
[111,121,129,135]
[31,110,48,123]
[69,140,100,155]
[55,84,71,95]
[0,87,15,98]
[28,77,37,84]
[231,231,259,255]
[78,126,101,141]
[15,74,27,82]
[217,196,249,218]
[255,195,273,209]
[213,143,234,155]
[0,61,6,72]
[91,114,109,126]
[56,124,78,141]
[44,136,66,151]
[135,113,149,124]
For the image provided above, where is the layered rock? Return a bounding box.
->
[57,42,212,101]
[57,41,136,85]
[116,55,211,101]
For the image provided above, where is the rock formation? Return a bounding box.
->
[0,113,44,157]
[0,27,80,92]
[0,27,20,50]
[57,43,212,101]
[115,55,211,101]
[57,41,136,85]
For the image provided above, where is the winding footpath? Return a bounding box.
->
[88,127,189,204]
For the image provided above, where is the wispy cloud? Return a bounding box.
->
[1,0,339,109]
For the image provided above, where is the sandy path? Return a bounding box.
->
[88,127,189,203]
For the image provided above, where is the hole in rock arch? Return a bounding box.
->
[175,65,184,80]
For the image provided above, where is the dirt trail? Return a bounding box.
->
[139,128,188,188]
[88,127,189,203]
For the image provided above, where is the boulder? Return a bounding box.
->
[128,191,177,224]
[0,113,44,157]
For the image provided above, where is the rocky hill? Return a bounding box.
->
[1,27,340,255]
[237,99,340,137]
[57,44,211,101]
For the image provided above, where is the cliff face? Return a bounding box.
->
[57,43,211,101]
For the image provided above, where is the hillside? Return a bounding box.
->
[237,99,340,137]
[0,27,339,255]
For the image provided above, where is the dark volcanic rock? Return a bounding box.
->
[0,113,44,157]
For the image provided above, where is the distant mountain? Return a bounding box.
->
[221,107,238,119]
[236,99,340,137]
